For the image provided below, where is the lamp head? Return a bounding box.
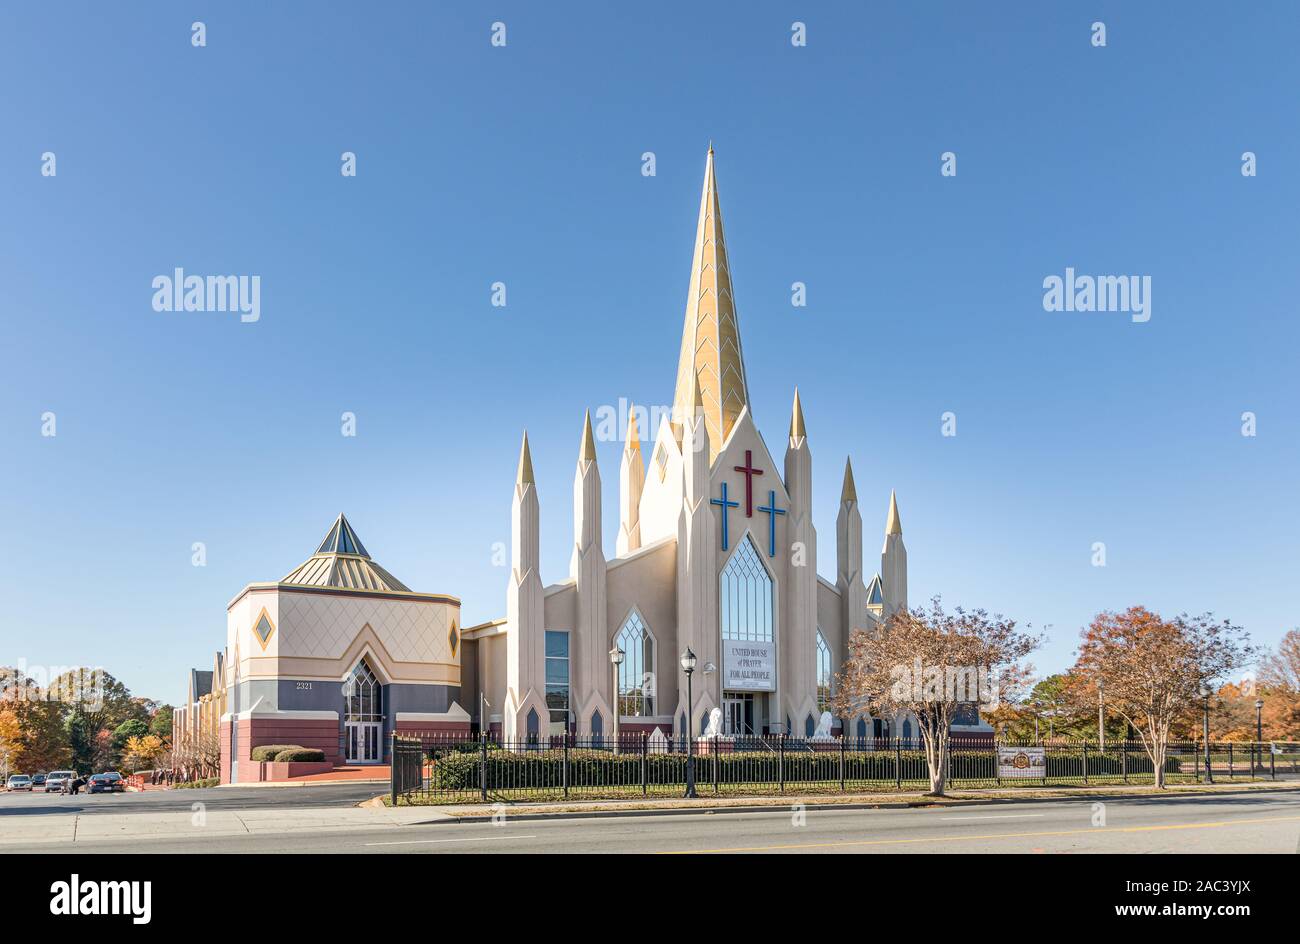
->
[680,648,697,673]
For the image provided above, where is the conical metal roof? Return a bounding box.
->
[280,514,411,593]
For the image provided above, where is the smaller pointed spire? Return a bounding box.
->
[579,410,597,462]
[516,431,535,485]
[886,489,902,535]
[625,404,641,452]
[841,457,857,503]
[790,388,806,439]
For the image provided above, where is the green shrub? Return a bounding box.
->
[251,744,303,762]
[273,748,326,763]
[175,777,219,789]
[426,745,1182,791]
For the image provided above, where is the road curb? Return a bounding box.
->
[395,783,1300,825]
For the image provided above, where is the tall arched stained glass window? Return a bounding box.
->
[343,657,382,722]
[816,631,832,711]
[719,535,773,642]
[615,611,654,716]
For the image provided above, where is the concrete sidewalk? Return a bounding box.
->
[0,805,454,847]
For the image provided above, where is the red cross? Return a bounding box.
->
[733,449,763,517]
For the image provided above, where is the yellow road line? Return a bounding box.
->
[657,813,1300,854]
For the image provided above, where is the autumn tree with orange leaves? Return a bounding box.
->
[1071,607,1252,788]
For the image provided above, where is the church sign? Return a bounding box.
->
[721,639,776,692]
[997,745,1046,779]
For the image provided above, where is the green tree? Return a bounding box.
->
[149,705,174,739]
[112,719,149,766]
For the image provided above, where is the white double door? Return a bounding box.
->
[345,721,382,764]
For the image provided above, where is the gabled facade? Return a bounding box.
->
[463,147,910,743]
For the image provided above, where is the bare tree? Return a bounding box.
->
[1259,628,1300,692]
[1072,607,1253,788]
[835,597,1039,796]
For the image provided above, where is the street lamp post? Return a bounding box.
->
[1200,683,1213,784]
[1097,679,1105,752]
[609,646,624,754]
[681,648,697,798]
[1255,698,1264,775]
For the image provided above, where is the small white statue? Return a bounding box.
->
[702,706,724,737]
[810,711,834,740]
[647,727,669,754]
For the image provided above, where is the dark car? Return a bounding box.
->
[87,772,125,794]
[32,774,47,787]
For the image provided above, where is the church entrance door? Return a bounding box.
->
[345,721,382,764]
[723,694,754,735]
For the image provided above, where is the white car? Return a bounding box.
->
[45,770,76,793]
[6,774,33,792]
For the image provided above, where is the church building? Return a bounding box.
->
[458,145,908,745]
[182,146,915,781]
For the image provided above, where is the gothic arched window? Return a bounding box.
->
[816,631,832,711]
[343,657,382,722]
[615,611,655,716]
[719,534,774,642]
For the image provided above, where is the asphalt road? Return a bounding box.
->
[0,781,382,815]
[5,789,1300,853]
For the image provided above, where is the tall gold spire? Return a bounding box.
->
[516,431,535,485]
[579,410,597,462]
[790,388,806,440]
[886,489,902,535]
[841,457,857,503]
[671,145,749,462]
[625,404,641,452]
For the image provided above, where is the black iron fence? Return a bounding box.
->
[389,733,1300,804]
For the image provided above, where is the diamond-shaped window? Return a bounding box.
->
[448,621,460,658]
[252,609,275,649]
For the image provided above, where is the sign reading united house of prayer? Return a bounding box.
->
[722,640,776,692]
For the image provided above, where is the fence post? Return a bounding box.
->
[1228,742,1234,779]
[641,732,648,796]
[562,732,569,800]
[1081,742,1088,784]
[389,732,399,806]
[1193,739,1200,783]
[479,731,488,802]
[1271,745,1276,781]
[994,739,1001,787]
[779,733,786,793]
[895,738,902,790]
[839,735,846,792]
[713,736,720,794]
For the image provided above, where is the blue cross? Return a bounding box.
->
[710,481,739,551]
[757,489,786,557]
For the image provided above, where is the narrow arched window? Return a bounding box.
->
[815,630,832,711]
[615,611,655,716]
[342,657,382,722]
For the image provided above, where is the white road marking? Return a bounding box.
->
[938,813,1047,822]
[364,834,538,846]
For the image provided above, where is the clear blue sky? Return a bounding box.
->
[2,2,1296,706]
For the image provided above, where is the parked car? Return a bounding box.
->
[32,774,47,787]
[87,772,125,794]
[6,774,33,792]
[45,770,76,793]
